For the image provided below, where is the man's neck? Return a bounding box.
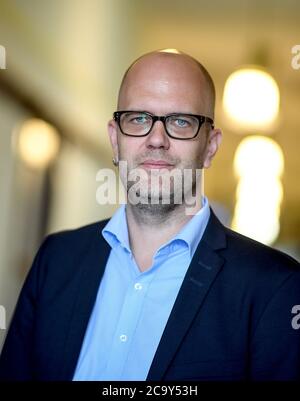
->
[125,196,203,272]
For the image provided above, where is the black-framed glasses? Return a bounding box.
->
[113,110,214,140]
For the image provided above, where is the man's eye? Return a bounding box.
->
[175,118,189,127]
[130,115,148,124]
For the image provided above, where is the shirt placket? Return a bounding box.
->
[101,271,153,380]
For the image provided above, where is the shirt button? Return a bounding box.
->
[134,283,143,290]
[120,334,127,342]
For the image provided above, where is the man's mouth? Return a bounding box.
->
[140,160,174,170]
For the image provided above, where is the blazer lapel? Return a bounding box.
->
[59,221,111,380]
[147,209,227,381]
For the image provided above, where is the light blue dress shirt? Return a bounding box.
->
[73,197,210,381]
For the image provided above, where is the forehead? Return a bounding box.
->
[118,54,210,114]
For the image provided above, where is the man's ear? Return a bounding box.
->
[203,127,222,169]
[107,119,119,161]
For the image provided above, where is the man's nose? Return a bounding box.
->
[145,120,170,149]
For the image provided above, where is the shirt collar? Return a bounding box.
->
[102,205,130,252]
[171,196,210,257]
[102,196,210,258]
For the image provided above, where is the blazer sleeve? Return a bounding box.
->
[250,270,300,381]
[0,237,50,381]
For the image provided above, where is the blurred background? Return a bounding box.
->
[0,0,299,347]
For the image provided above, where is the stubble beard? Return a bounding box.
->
[121,157,203,224]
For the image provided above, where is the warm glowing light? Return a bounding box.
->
[232,204,280,245]
[236,179,283,209]
[232,135,284,245]
[17,118,60,169]
[223,68,280,130]
[234,135,284,178]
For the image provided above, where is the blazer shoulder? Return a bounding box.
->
[45,218,110,248]
[26,219,111,291]
[222,224,300,275]
[31,219,111,274]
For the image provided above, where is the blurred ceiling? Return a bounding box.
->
[0,0,299,241]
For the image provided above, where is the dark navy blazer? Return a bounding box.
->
[1,209,300,381]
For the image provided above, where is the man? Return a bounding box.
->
[0,50,300,381]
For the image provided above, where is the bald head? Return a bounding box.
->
[117,50,216,119]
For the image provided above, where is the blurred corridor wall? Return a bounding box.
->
[0,90,47,347]
[47,141,117,234]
